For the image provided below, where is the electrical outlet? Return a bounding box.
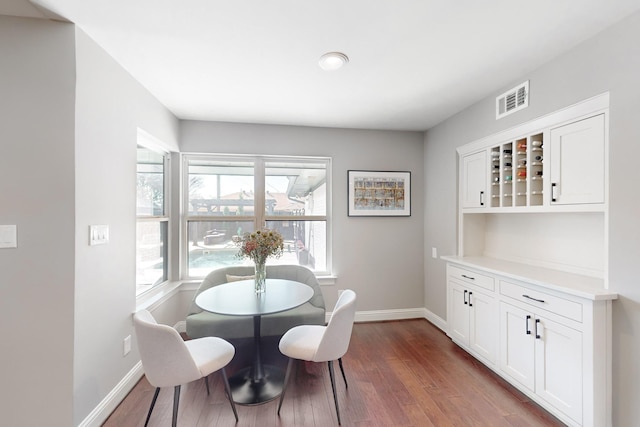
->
[0,225,17,248]
[432,247,438,259]
[123,335,131,356]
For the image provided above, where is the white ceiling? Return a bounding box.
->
[8,0,640,131]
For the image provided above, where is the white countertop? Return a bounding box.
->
[441,255,618,301]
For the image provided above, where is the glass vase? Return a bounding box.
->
[254,262,266,294]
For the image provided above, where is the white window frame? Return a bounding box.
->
[181,154,332,279]
[136,132,171,297]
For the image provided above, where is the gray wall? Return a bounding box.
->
[73,28,179,425]
[0,15,179,425]
[181,121,425,312]
[424,11,640,425]
[0,16,76,426]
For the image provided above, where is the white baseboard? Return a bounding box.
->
[354,307,427,322]
[325,307,445,326]
[422,307,447,332]
[77,362,144,427]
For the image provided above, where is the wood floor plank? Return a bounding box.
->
[103,319,565,427]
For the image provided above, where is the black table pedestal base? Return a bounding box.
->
[228,364,286,405]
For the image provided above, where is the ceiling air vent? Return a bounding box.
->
[496,81,529,119]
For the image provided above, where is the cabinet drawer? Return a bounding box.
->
[449,265,494,291]
[500,280,582,322]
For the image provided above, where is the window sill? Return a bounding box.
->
[317,275,337,286]
[135,280,183,312]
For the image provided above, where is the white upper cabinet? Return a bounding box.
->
[457,98,607,213]
[549,114,605,205]
[461,150,487,209]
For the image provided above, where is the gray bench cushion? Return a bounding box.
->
[186,265,326,340]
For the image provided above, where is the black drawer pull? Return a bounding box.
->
[461,274,475,280]
[522,294,545,303]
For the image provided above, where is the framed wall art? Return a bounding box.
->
[347,170,411,217]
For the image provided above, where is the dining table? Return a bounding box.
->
[195,278,314,405]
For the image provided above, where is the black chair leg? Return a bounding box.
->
[221,368,238,422]
[277,358,295,416]
[338,357,348,388]
[328,360,342,425]
[172,385,181,427]
[205,375,210,395]
[144,387,160,427]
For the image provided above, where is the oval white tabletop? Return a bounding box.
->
[195,278,314,317]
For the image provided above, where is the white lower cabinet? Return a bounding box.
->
[500,301,583,424]
[444,259,616,427]
[448,280,498,365]
[447,264,498,365]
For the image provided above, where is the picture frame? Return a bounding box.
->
[347,170,411,217]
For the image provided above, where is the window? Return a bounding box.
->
[184,155,331,278]
[136,145,169,295]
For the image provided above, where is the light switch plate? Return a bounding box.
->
[0,225,17,248]
[89,225,109,245]
[432,247,438,259]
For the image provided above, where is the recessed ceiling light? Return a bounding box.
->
[318,52,349,71]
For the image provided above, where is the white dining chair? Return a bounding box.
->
[133,309,238,426]
[277,290,357,425]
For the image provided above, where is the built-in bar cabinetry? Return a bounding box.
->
[461,110,606,212]
[447,93,616,427]
[443,258,615,427]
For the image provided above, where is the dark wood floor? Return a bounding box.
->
[103,319,565,426]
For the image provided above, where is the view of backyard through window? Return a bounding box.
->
[136,146,168,295]
[185,157,329,278]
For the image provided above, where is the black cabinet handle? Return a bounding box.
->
[522,294,545,303]
[463,290,468,305]
[461,274,475,280]
[468,292,473,307]
[526,315,531,335]
[480,191,484,206]
[551,182,557,202]
[535,319,541,339]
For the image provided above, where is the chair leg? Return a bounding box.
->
[328,360,342,425]
[144,387,160,427]
[221,368,238,422]
[338,357,348,388]
[172,385,181,427]
[205,374,210,395]
[277,358,295,416]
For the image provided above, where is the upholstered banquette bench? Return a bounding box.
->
[186,265,326,340]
